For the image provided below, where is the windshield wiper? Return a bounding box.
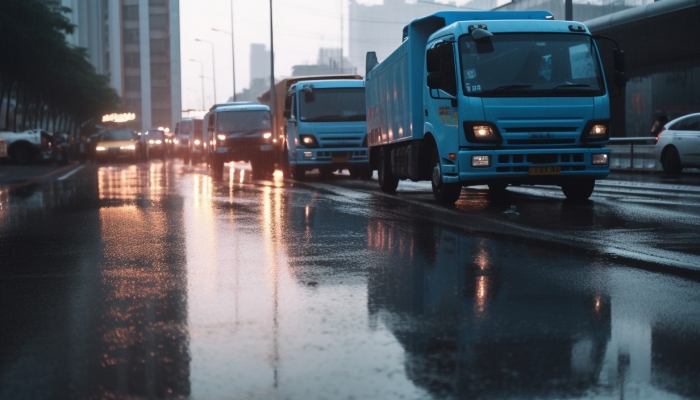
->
[542,83,591,96]
[483,84,532,97]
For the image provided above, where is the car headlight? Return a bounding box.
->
[120,145,136,150]
[194,139,201,145]
[155,140,162,144]
[96,146,106,151]
[149,140,154,144]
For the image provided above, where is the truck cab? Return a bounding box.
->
[284,79,371,179]
[204,102,275,176]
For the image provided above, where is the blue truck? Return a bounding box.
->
[365,11,625,203]
[282,78,371,180]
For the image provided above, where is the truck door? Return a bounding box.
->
[427,41,460,154]
[285,92,298,155]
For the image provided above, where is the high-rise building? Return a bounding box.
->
[250,43,271,86]
[48,0,182,132]
[348,0,477,75]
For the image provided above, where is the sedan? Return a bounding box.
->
[93,129,141,163]
[655,112,700,174]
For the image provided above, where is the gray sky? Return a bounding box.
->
[180,0,474,109]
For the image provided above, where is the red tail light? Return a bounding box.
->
[654,127,666,143]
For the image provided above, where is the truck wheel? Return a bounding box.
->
[378,148,399,193]
[431,148,461,204]
[10,143,34,165]
[561,178,595,201]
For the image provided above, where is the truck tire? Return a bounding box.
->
[431,148,461,204]
[10,143,34,165]
[378,147,399,193]
[561,178,595,201]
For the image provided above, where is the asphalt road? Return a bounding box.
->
[1,160,699,399]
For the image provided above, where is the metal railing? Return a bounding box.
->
[607,137,660,171]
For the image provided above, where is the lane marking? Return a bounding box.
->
[6,164,76,189]
[58,165,85,181]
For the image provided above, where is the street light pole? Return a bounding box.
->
[189,59,205,110]
[269,0,276,141]
[211,26,236,102]
[195,38,217,104]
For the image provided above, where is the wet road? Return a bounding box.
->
[1,161,699,399]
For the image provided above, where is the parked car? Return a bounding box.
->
[655,112,700,174]
[93,129,141,163]
[0,129,53,164]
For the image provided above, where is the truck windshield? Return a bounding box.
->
[217,110,271,133]
[299,88,366,122]
[458,33,605,97]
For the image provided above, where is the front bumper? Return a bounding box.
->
[443,147,611,184]
[290,148,369,168]
[215,140,274,162]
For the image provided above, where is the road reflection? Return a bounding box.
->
[367,217,613,398]
[94,163,189,398]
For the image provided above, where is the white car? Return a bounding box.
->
[655,112,700,174]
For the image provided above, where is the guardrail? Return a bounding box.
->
[608,137,660,172]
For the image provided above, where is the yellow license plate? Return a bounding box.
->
[332,156,349,163]
[529,166,561,175]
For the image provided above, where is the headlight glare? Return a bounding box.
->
[263,132,272,139]
[96,146,106,151]
[473,126,494,138]
[217,134,226,141]
[590,125,607,136]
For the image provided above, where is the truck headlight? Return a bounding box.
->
[217,134,226,141]
[299,135,319,148]
[592,153,609,165]
[263,132,272,139]
[581,119,610,142]
[472,155,491,167]
[464,122,502,144]
[96,146,106,151]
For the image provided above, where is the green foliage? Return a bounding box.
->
[0,0,121,133]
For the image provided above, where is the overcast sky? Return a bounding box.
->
[179,0,473,109]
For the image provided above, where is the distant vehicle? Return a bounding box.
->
[93,129,141,163]
[655,112,700,174]
[143,128,167,159]
[283,79,371,180]
[0,129,53,164]
[176,118,204,163]
[203,102,275,176]
[259,74,363,172]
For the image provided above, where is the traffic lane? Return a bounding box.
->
[1,162,700,398]
[326,171,700,274]
[0,163,84,188]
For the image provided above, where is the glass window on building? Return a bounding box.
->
[124,29,139,44]
[123,5,139,21]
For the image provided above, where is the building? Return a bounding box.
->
[291,47,356,77]
[348,0,479,75]
[47,0,182,133]
[249,43,271,86]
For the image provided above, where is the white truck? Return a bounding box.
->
[0,129,53,164]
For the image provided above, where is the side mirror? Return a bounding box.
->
[613,48,625,73]
[283,110,291,119]
[427,72,441,90]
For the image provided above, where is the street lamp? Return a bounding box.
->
[195,38,217,104]
[189,59,205,110]
[211,27,236,102]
